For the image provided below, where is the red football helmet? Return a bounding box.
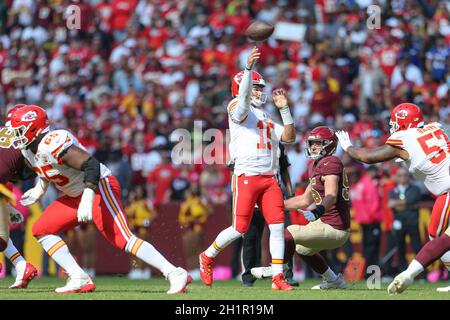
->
[306,126,338,160]
[390,103,424,134]
[5,104,26,126]
[7,105,50,149]
[231,70,266,105]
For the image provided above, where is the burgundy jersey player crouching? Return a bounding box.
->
[7,105,191,294]
[251,126,351,289]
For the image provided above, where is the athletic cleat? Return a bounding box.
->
[251,266,272,279]
[167,267,191,294]
[387,271,414,295]
[437,284,450,292]
[9,262,38,289]
[55,274,96,294]
[199,252,214,286]
[312,273,346,290]
[271,273,294,291]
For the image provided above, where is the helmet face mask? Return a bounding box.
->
[306,139,335,160]
[305,126,338,160]
[251,85,267,107]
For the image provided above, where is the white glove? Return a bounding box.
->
[77,188,95,223]
[20,178,48,206]
[298,209,317,222]
[336,130,353,152]
[8,205,24,225]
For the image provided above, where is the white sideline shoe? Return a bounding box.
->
[55,274,96,294]
[387,271,413,295]
[312,273,346,290]
[251,266,273,279]
[167,267,192,294]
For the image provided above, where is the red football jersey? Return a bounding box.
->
[307,155,350,230]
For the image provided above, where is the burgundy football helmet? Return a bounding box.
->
[306,126,338,160]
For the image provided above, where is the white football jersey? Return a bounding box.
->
[227,98,284,176]
[386,122,450,196]
[22,129,111,197]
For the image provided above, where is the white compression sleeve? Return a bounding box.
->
[229,68,252,123]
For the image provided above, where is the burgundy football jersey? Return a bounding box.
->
[307,155,350,230]
[0,147,28,184]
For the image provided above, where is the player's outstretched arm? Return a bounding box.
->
[284,184,314,210]
[61,145,101,223]
[336,130,408,164]
[273,88,295,143]
[229,47,261,123]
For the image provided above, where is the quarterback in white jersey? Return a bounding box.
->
[7,105,191,294]
[336,102,450,294]
[199,47,296,291]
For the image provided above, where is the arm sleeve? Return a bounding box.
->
[228,68,252,123]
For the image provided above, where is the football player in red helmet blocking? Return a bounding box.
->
[251,126,351,289]
[336,103,450,294]
[7,105,191,294]
[0,104,39,289]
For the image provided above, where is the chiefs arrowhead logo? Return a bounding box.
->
[396,110,408,119]
[21,111,38,122]
[234,71,244,84]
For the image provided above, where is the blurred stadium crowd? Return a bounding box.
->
[0,0,449,280]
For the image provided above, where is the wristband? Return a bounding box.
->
[279,105,294,125]
[312,205,326,219]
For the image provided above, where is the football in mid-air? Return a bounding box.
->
[244,21,275,41]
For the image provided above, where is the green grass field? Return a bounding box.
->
[0,276,449,300]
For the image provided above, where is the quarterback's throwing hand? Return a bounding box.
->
[246,46,260,69]
[298,209,317,222]
[336,130,353,152]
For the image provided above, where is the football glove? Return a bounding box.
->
[298,205,326,222]
[336,130,353,152]
[20,178,48,206]
[77,188,95,223]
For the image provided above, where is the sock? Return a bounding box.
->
[404,259,424,278]
[205,226,242,258]
[416,234,450,269]
[126,237,176,277]
[39,235,85,276]
[268,223,285,277]
[299,253,328,275]
[4,239,25,268]
[440,250,450,271]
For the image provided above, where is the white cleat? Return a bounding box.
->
[387,271,413,295]
[436,285,450,292]
[251,266,273,279]
[166,267,192,294]
[55,274,96,294]
[312,273,346,290]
